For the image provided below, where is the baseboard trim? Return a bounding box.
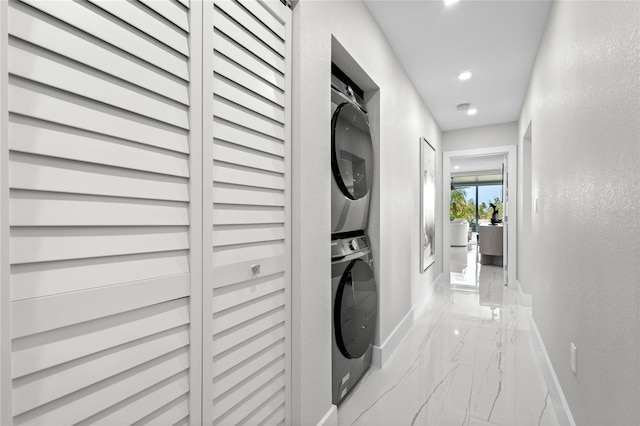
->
[530,318,576,426]
[516,280,532,306]
[371,273,443,368]
[317,404,338,426]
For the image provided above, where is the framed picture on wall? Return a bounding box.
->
[421,137,436,272]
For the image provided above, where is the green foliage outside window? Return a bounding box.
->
[450,188,475,223]
[451,188,503,232]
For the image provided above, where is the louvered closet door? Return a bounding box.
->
[207,0,292,424]
[6,0,198,424]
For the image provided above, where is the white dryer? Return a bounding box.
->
[331,73,374,237]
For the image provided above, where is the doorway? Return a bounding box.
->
[443,145,517,288]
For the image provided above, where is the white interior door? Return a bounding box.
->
[3,0,198,424]
[206,0,292,424]
[0,0,292,424]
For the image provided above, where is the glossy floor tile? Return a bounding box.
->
[337,245,559,426]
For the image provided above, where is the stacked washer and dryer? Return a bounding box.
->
[330,67,378,405]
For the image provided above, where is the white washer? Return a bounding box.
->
[331,74,374,237]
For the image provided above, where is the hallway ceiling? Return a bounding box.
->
[365,0,551,131]
[451,154,504,174]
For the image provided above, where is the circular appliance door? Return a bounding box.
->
[331,102,374,200]
[335,258,377,359]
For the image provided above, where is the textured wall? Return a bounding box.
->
[291,1,442,423]
[443,121,517,152]
[519,1,640,424]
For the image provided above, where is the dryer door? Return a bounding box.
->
[331,103,374,200]
[335,258,377,359]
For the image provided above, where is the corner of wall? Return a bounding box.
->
[371,273,444,367]
[317,405,338,426]
[516,280,532,307]
[290,2,333,424]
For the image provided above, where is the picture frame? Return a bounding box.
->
[420,137,436,272]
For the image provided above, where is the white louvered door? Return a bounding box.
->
[207,1,292,425]
[5,0,199,424]
[0,0,291,424]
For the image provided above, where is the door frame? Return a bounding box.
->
[0,1,10,423]
[443,145,517,288]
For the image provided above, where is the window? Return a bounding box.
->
[451,183,503,232]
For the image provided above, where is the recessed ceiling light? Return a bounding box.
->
[458,71,472,81]
[467,108,478,116]
[444,0,460,6]
[454,166,460,170]
[456,103,470,111]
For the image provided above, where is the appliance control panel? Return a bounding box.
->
[331,235,370,259]
[331,74,367,112]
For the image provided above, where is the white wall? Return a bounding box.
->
[292,1,442,423]
[443,121,517,152]
[519,1,640,424]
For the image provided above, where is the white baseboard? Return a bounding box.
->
[317,404,338,426]
[530,319,576,426]
[516,280,532,306]
[371,273,443,368]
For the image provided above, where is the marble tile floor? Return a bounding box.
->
[337,246,559,426]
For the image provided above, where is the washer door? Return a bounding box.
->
[335,258,377,359]
[331,102,374,201]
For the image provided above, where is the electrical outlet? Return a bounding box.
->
[570,343,577,374]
